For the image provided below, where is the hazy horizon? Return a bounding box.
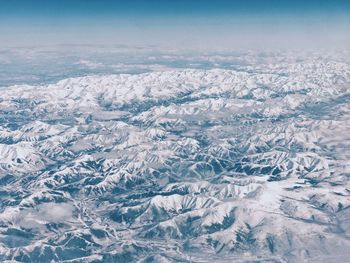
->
[1,0,350,51]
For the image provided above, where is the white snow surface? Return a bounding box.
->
[0,53,350,262]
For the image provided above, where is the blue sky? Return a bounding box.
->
[1,0,349,50]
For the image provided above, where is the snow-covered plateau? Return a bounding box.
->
[0,54,350,262]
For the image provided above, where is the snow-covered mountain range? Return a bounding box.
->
[0,54,350,262]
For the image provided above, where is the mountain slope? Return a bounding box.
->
[0,54,350,262]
